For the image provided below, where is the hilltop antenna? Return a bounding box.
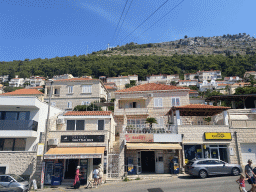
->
[107,43,110,51]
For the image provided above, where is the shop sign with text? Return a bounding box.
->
[44,154,102,160]
[204,132,231,140]
[125,134,153,142]
[61,135,104,143]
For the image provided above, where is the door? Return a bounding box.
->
[210,148,219,159]
[65,159,79,179]
[241,143,256,165]
[137,151,141,174]
[155,152,164,174]
[141,151,155,172]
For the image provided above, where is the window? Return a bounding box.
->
[154,98,163,107]
[98,120,104,130]
[66,120,85,130]
[0,138,26,151]
[82,85,92,93]
[156,117,164,128]
[0,167,6,174]
[82,101,91,105]
[68,86,73,93]
[172,98,180,106]
[67,101,72,109]
[0,111,30,120]
[127,119,146,128]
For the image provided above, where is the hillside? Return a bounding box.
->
[0,33,256,80]
[96,33,256,57]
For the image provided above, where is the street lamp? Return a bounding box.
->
[41,79,53,189]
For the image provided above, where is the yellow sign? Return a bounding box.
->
[205,132,231,140]
[185,159,188,164]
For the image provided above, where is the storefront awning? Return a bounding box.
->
[126,143,182,150]
[44,147,105,160]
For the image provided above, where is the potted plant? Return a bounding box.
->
[145,117,157,129]
[204,117,212,125]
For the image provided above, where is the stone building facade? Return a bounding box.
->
[44,78,108,111]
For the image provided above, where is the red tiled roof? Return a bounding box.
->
[53,77,96,82]
[173,104,230,110]
[115,83,189,93]
[1,88,43,95]
[179,80,198,82]
[217,83,228,86]
[64,111,112,116]
[105,85,117,90]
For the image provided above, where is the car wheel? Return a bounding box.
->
[199,170,207,179]
[232,168,240,176]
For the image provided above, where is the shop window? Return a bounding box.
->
[0,138,26,151]
[66,120,85,131]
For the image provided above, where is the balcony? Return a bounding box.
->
[230,120,256,128]
[0,120,38,131]
[114,108,149,116]
[124,124,178,134]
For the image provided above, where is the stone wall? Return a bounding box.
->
[0,152,37,176]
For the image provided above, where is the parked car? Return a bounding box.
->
[0,184,23,192]
[0,174,29,192]
[185,158,242,178]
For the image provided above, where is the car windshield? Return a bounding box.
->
[187,161,195,166]
[10,175,24,182]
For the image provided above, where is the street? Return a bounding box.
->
[41,175,250,192]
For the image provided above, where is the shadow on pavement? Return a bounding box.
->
[178,174,235,180]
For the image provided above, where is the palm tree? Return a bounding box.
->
[145,117,157,129]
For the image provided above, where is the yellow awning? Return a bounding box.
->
[44,147,105,159]
[126,143,182,150]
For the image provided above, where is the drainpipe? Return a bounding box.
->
[234,131,241,165]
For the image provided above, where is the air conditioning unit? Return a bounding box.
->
[48,138,58,146]
[57,118,64,124]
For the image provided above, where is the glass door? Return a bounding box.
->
[210,148,219,159]
[80,159,88,185]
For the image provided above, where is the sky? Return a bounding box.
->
[0,0,255,62]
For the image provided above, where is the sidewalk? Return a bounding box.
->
[33,174,184,191]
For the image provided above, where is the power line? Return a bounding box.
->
[116,0,134,45]
[121,0,169,42]
[112,0,129,43]
[140,0,185,36]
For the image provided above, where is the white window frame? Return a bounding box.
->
[67,101,72,109]
[154,98,163,108]
[66,120,85,131]
[68,86,73,94]
[171,97,180,106]
[82,85,92,93]
[98,119,105,130]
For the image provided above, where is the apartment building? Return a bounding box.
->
[9,77,24,87]
[177,80,198,87]
[44,78,108,111]
[145,74,180,84]
[44,111,115,184]
[184,73,197,80]
[0,96,62,178]
[114,83,190,174]
[29,76,45,87]
[198,70,222,82]
[224,76,243,82]
[107,75,138,90]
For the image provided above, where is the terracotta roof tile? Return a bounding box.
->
[105,85,117,90]
[173,104,230,110]
[115,83,189,93]
[64,111,112,116]
[29,86,43,89]
[1,88,43,95]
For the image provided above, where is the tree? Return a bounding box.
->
[184,35,188,39]
[8,68,16,81]
[145,117,157,129]
[248,75,256,87]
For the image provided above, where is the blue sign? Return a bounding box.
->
[248,149,252,152]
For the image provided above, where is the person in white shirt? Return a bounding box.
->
[93,167,99,187]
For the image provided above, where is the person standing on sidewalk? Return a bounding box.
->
[73,166,81,189]
[245,159,256,192]
[93,167,99,188]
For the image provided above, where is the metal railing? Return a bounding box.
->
[114,108,149,115]
[125,124,178,134]
[0,120,38,131]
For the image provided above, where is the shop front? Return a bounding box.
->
[124,133,182,174]
[44,147,105,185]
[184,132,232,164]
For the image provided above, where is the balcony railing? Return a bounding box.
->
[0,120,38,131]
[124,124,178,134]
[115,108,149,116]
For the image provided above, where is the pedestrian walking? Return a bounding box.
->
[245,159,256,192]
[93,166,99,188]
[236,173,248,192]
[98,164,103,184]
[73,166,81,189]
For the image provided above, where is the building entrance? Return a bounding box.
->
[65,159,79,179]
[141,151,155,173]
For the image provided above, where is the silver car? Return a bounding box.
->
[186,158,242,178]
[0,184,23,192]
[0,174,29,192]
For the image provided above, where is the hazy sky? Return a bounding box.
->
[0,0,255,61]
